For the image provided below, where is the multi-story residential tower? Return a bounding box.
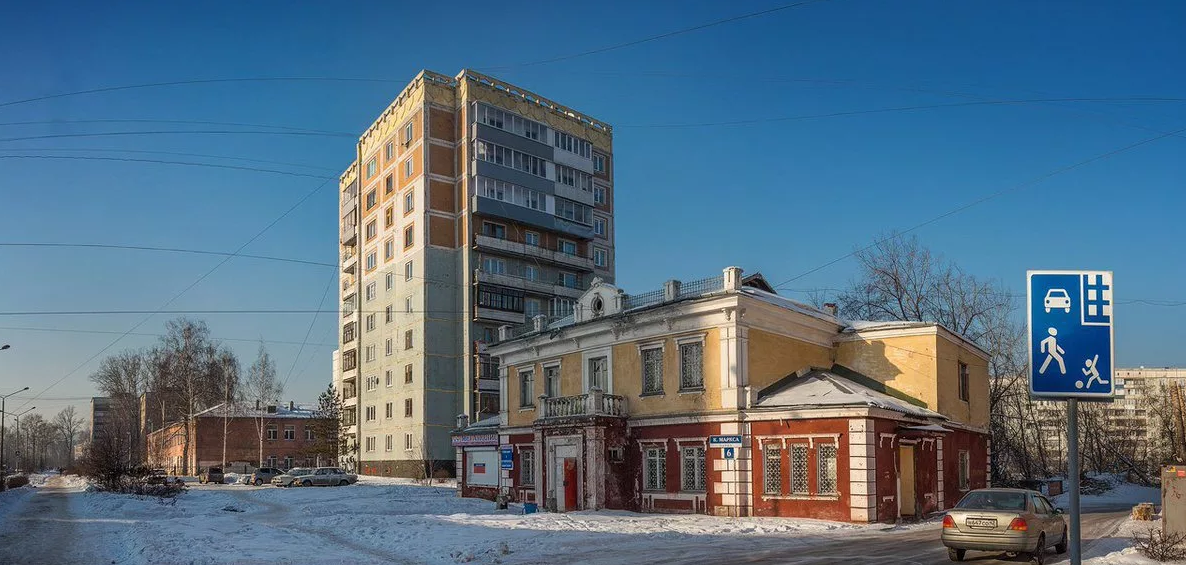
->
[334,70,615,476]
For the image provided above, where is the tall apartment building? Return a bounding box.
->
[333,70,615,476]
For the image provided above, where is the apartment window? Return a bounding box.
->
[521,449,535,486]
[554,131,592,159]
[266,426,277,441]
[818,444,838,495]
[477,103,547,141]
[404,122,414,145]
[284,426,295,441]
[560,272,578,289]
[555,164,593,192]
[404,225,414,248]
[365,189,377,211]
[365,376,377,391]
[404,398,413,417]
[641,346,664,395]
[365,158,377,178]
[551,297,575,318]
[588,356,608,391]
[365,220,377,240]
[681,446,706,491]
[958,450,970,490]
[594,185,606,205]
[385,338,393,356]
[554,198,593,225]
[594,248,608,268]
[525,231,540,246]
[385,435,393,452]
[404,330,413,350]
[478,285,525,312]
[384,238,394,261]
[558,239,578,255]
[405,260,413,281]
[594,217,606,237]
[482,326,496,343]
[524,297,541,318]
[364,437,375,452]
[365,406,376,421]
[958,361,970,402]
[405,364,413,384]
[474,140,546,177]
[544,365,560,398]
[365,282,376,301]
[481,257,506,275]
[385,305,393,323]
[305,428,314,441]
[385,272,394,290]
[475,177,546,212]
[481,222,507,239]
[404,191,414,214]
[643,447,666,491]
[593,153,606,173]
[790,444,809,494]
[384,174,394,195]
[519,370,535,407]
[384,206,394,228]
[524,266,538,281]
[385,142,394,161]
[267,455,278,468]
[405,296,412,313]
[365,252,376,271]
[364,345,375,362]
[385,370,393,387]
[405,433,413,451]
[385,402,393,419]
[764,445,782,495]
[365,314,375,331]
[403,158,413,179]
[679,341,705,390]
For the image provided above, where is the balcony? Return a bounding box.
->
[474,235,594,271]
[342,248,357,274]
[342,322,356,345]
[341,387,358,408]
[537,388,627,421]
[475,269,584,300]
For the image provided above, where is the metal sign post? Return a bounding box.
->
[1027,270,1114,565]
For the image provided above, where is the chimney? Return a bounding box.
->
[823,303,838,317]
[456,413,469,430]
[289,400,294,411]
[664,279,681,302]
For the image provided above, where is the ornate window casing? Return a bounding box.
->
[680,446,706,491]
[677,336,705,391]
[790,444,809,494]
[817,444,838,495]
[639,343,664,395]
[763,444,782,495]
[644,447,666,491]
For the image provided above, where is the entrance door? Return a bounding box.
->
[899,446,916,516]
[563,458,578,511]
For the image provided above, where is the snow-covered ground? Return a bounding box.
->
[1051,475,1161,510]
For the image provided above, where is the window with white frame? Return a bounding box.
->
[365,220,377,240]
[365,252,376,270]
[681,446,706,491]
[365,314,375,332]
[790,444,809,494]
[594,217,607,237]
[679,340,705,390]
[958,361,970,402]
[481,257,507,275]
[525,231,540,246]
[588,356,608,391]
[554,131,592,159]
[474,140,546,177]
[385,434,393,451]
[385,402,393,419]
[477,103,547,141]
[554,198,592,225]
[519,369,534,407]
[365,158,377,177]
[641,346,663,395]
[267,426,277,441]
[558,239,577,255]
[524,297,541,317]
[365,282,376,301]
[594,185,606,205]
[958,450,970,490]
[403,158,413,179]
[476,177,546,212]
[559,271,578,289]
[364,437,375,452]
[405,296,412,313]
[268,455,278,467]
[594,248,608,268]
[305,428,314,441]
[385,370,392,387]
[555,164,593,191]
[386,271,394,290]
[520,449,535,485]
[404,122,414,145]
[284,426,295,441]
[524,265,538,281]
[405,433,413,451]
[384,238,394,261]
[544,364,560,397]
[551,297,574,318]
[385,305,393,324]
[593,153,606,173]
[364,405,376,421]
[405,260,413,281]
[818,444,838,495]
[385,338,393,356]
[644,447,665,491]
[404,191,414,214]
[385,142,394,161]
[764,445,782,495]
[364,345,375,362]
[365,375,377,391]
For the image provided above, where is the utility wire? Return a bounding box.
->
[771,124,1186,288]
[0,146,340,171]
[281,271,337,390]
[482,0,834,70]
[0,243,335,268]
[0,118,356,136]
[0,155,336,179]
[0,129,352,144]
[0,325,336,347]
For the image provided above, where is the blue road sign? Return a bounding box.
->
[500,446,514,470]
[1027,271,1114,399]
[709,435,743,448]
[723,447,736,460]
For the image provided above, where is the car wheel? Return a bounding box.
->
[339,480,349,486]
[1031,534,1046,565]
[254,479,262,486]
[947,548,965,562]
[302,480,313,487]
[1055,528,1068,554]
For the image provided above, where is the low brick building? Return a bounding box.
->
[147,402,333,474]
[455,268,990,523]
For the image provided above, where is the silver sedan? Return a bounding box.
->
[941,488,1067,564]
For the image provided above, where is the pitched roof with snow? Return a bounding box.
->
[754,365,945,420]
[193,402,321,419]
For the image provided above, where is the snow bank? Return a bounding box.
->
[1084,517,1167,565]
[1052,475,1160,510]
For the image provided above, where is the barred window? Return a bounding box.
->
[679,341,704,390]
[641,347,663,395]
[791,444,809,494]
[644,447,666,491]
[521,449,535,486]
[763,445,782,495]
[680,446,706,491]
[818,444,838,495]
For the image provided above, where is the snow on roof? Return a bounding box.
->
[843,320,933,332]
[738,287,840,324]
[194,402,320,419]
[902,424,952,433]
[754,367,944,420]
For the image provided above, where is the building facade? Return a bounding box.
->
[456,268,991,522]
[334,69,615,477]
[146,402,329,475]
[89,396,113,442]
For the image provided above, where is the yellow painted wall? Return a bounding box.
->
[835,334,940,410]
[935,338,990,428]
[745,329,833,393]
[613,329,721,417]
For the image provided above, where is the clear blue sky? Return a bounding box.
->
[1,1,1183,420]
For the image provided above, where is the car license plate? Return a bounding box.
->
[966,518,997,529]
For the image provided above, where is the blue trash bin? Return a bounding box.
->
[523,503,538,514]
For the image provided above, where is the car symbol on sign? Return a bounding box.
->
[1044,289,1072,314]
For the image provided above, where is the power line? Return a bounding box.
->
[0,146,340,171]
[0,325,336,347]
[0,155,335,179]
[0,129,352,144]
[0,243,334,268]
[0,118,356,136]
[482,0,834,70]
[771,124,1186,288]
[282,271,337,390]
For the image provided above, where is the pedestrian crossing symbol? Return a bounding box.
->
[1028,271,1114,400]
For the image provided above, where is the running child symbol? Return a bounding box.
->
[1076,355,1108,390]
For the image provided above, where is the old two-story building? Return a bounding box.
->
[453,267,990,522]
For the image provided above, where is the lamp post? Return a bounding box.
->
[12,407,34,474]
[0,380,29,491]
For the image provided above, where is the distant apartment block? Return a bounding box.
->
[333,69,615,477]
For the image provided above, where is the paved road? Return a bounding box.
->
[0,476,117,565]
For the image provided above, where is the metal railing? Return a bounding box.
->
[677,276,724,299]
[623,288,664,310]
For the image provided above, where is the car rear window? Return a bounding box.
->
[956,491,1027,511]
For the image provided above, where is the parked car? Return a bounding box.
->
[198,466,225,485]
[942,488,1067,564]
[295,467,358,487]
[249,467,284,486]
[271,468,313,488]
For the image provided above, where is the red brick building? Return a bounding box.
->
[147,402,333,474]
[455,268,990,522]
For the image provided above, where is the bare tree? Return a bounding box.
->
[53,406,84,467]
[242,343,282,467]
[88,349,147,462]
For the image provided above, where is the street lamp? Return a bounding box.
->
[0,385,30,490]
[0,345,10,351]
[11,407,35,475]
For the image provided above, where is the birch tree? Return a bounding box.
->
[53,406,84,467]
[243,343,283,467]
